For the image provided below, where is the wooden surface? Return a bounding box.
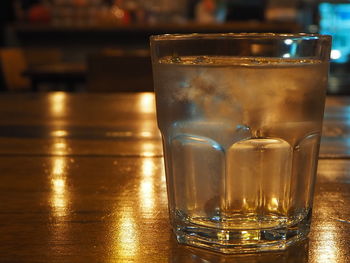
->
[0,92,349,263]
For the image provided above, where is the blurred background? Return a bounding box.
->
[0,0,349,94]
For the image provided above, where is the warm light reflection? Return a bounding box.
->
[137,119,161,140]
[111,6,125,19]
[159,160,167,203]
[51,129,68,137]
[53,158,65,175]
[52,182,66,209]
[113,208,139,259]
[267,197,279,211]
[138,93,155,113]
[242,198,249,210]
[49,92,67,116]
[53,178,65,188]
[141,142,156,157]
[139,159,156,215]
[142,158,154,177]
[315,222,338,263]
[52,139,69,155]
[140,131,153,138]
[50,157,69,217]
[106,131,133,137]
[140,181,154,210]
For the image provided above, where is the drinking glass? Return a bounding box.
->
[150,33,331,253]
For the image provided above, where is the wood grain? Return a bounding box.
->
[0,93,348,263]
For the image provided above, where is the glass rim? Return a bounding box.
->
[150,33,332,41]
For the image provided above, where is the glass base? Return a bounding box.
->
[173,210,311,254]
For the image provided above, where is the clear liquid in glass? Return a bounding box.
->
[153,56,328,253]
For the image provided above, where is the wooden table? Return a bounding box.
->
[0,92,349,263]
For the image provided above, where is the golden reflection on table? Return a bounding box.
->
[138,93,156,114]
[51,129,68,137]
[140,158,156,215]
[47,91,72,257]
[48,92,71,156]
[113,207,139,260]
[140,131,155,138]
[48,156,71,259]
[51,139,69,155]
[0,93,349,263]
[49,91,67,116]
[50,157,69,216]
[141,142,159,157]
[314,222,338,263]
[137,92,160,138]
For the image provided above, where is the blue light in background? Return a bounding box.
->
[319,3,350,64]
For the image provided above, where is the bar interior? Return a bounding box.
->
[0,0,349,93]
[0,0,349,262]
